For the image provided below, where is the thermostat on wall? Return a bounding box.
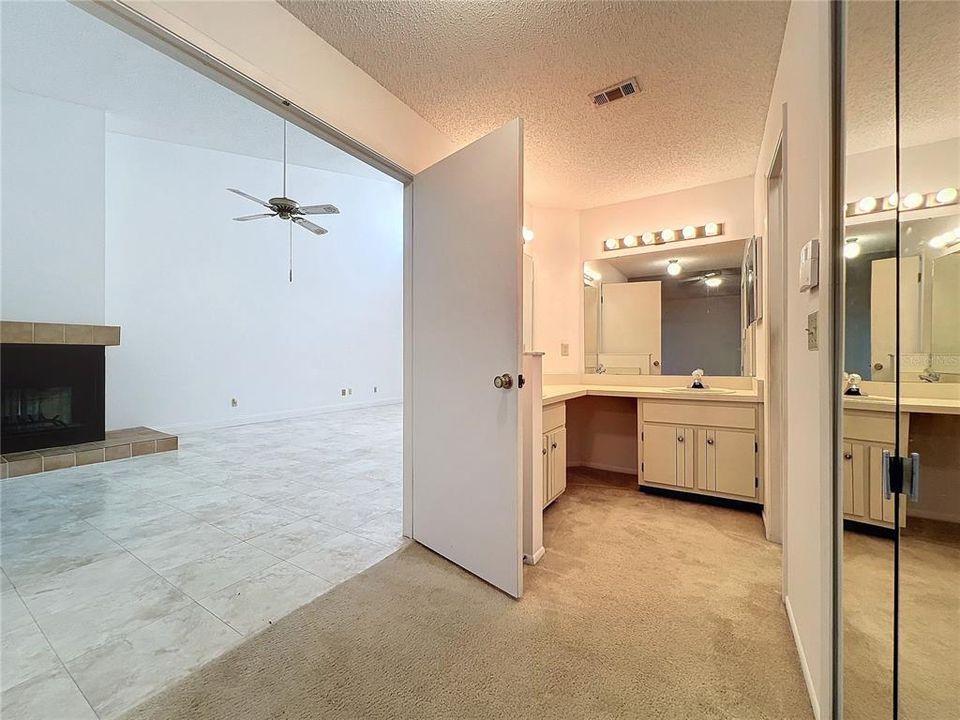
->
[799,239,819,291]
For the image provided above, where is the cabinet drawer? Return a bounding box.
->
[642,402,756,430]
[543,402,566,433]
[843,410,906,445]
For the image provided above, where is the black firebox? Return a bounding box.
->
[1,344,105,453]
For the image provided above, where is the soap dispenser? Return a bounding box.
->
[844,373,864,396]
[690,369,705,389]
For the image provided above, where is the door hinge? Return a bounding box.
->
[754,441,758,453]
[641,462,644,473]
[641,431,644,441]
[754,477,759,489]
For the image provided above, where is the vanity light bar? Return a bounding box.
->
[602,221,724,252]
[846,186,959,218]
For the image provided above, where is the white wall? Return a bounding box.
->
[120,0,455,175]
[579,175,755,262]
[104,133,403,432]
[752,2,833,717]
[1,88,106,323]
[523,204,582,375]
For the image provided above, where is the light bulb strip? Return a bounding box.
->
[602,221,724,252]
[846,186,959,218]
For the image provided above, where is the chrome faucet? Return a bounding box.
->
[596,363,607,374]
[690,368,705,389]
[919,370,941,383]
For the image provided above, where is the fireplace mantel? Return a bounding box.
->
[1,321,120,346]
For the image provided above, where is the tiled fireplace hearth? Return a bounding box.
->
[1,321,178,478]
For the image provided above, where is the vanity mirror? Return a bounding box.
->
[583,238,754,377]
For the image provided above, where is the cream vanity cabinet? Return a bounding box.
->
[842,408,907,528]
[542,402,567,508]
[639,400,761,502]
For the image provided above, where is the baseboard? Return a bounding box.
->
[907,507,960,524]
[784,595,821,720]
[570,461,638,476]
[136,398,402,435]
[523,546,545,565]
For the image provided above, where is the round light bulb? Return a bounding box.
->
[886,192,899,208]
[857,196,878,213]
[666,259,682,276]
[929,234,949,250]
[935,187,958,205]
[682,225,697,239]
[661,228,675,243]
[641,232,656,245]
[704,276,722,288]
[622,234,638,248]
[604,237,619,250]
[522,226,534,243]
[704,222,719,236]
[843,239,861,259]
[902,192,924,210]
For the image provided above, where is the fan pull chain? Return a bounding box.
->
[289,220,293,283]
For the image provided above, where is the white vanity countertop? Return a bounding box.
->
[843,395,960,415]
[542,384,763,405]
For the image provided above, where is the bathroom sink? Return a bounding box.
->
[665,387,737,395]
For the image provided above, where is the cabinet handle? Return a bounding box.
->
[706,438,714,445]
[677,436,684,443]
[843,452,852,460]
[552,442,558,449]
[542,448,547,456]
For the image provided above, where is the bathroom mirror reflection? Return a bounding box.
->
[583,238,753,377]
[843,212,960,384]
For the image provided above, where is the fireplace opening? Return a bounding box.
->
[1,344,105,453]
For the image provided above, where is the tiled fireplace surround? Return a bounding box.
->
[1,321,178,479]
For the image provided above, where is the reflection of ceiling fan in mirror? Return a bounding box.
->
[681,270,731,288]
[226,120,340,282]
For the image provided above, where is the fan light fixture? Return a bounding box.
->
[666,259,682,276]
[704,275,722,288]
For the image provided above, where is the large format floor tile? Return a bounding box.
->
[0,405,402,719]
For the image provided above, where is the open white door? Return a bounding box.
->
[410,119,523,597]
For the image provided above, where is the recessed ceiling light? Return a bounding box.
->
[704,222,719,236]
[623,234,638,247]
[641,232,656,245]
[844,238,861,259]
[935,187,958,205]
[704,275,722,288]
[682,225,697,239]
[661,228,675,243]
[666,259,682,276]
[604,237,619,250]
[902,192,924,210]
[522,226,535,243]
[857,196,878,213]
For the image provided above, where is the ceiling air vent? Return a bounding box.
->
[591,77,640,107]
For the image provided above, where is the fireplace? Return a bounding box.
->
[1,344,105,453]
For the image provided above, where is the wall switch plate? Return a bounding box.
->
[560,343,569,357]
[807,311,819,350]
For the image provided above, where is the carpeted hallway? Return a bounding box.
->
[124,468,812,720]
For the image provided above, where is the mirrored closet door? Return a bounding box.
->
[840,1,960,718]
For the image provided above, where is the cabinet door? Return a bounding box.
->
[642,423,679,486]
[869,444,896,524]
[542,433,551,508]
[551,428,567,499]
[700,429,717,492]
[677,427,695,489]
[842,442,854,515]
[712,429,757,498]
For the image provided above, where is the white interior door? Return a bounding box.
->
[600,281,662,373]
[410,119,523,597]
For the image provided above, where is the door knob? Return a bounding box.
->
[493,373,513,389]
[874,362,884,371]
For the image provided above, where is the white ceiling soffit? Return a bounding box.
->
[0,0,391,183]
[603,238,746,279]
[846,1,960,156]
[279,0,790,209]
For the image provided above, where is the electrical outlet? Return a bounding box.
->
[341,389,347,397]
[806,311,819,350]
[230,398,239,408]
[373,386,378,393]
[560,343,569,357]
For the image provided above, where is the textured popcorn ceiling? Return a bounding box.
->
[845,1,960,155]
[280,1,790,208]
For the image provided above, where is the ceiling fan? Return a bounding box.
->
[227,188,339,235]
[681,270,736,288]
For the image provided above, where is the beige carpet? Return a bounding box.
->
[125,468,812,720]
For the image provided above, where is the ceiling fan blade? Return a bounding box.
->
[298,203,340,215]
[233,213,276,222]
[227,188,273,209]
[292,217,328,235]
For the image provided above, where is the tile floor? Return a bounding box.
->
[0,405,404,720]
